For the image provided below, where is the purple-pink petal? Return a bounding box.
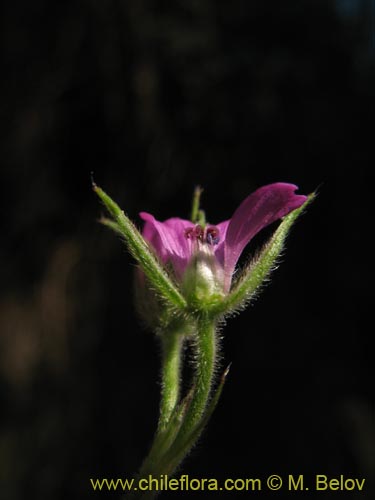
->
[139,212,194,279]
[140,183,306,292]
[212,219,230,268]
[223,183,307,291]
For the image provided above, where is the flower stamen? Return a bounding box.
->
[206,226,220,245]
[184,225,220,245]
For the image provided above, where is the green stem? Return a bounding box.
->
[157,315,217,475]
[181,315,217,432]
[158,332,182,431]
[137,331,183,479]
[132,318,218,500]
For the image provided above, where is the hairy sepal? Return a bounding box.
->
[212,193,315,317]
[93,184,187,312]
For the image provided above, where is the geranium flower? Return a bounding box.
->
[94,179,312,483]
[140,183,307,294]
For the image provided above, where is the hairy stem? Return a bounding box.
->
[132,317,218,500]
[137,330,183,479]
[159,332,183,431]
[157,315,217,476]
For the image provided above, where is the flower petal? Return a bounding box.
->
[139,212,194,279]
[213,219,230,268]
[223,183,307,291]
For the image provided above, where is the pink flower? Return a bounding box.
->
[140,183,307,293]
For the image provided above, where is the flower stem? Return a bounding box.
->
[132,316,218,500]
[157,314,217,475]
[159,332,182,431]
[137,330,183,479]
[182,315,217,432]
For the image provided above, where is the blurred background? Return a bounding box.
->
[0,0,374,498]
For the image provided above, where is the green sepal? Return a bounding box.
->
[212,193,315,317]
[93,184,187,311]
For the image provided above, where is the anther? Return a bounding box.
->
[206,226,220,245]
[194,225,204,241]
[185,225,220,245]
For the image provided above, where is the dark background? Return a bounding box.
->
[0,0,373,499]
